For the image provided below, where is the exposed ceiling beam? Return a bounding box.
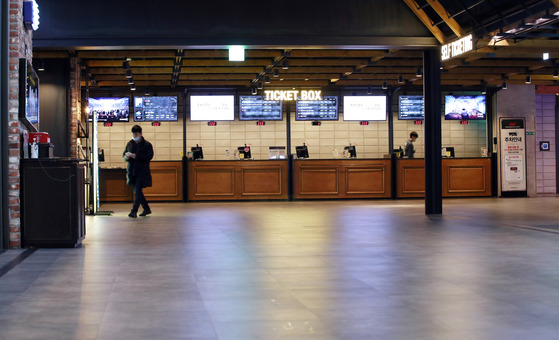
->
[425,0,464,38]
[402,0,446,44]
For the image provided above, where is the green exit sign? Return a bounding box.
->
[526,131,535,136]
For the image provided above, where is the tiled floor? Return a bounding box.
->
[1,198,559,339]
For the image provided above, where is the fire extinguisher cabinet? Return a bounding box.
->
[21,158,86,247]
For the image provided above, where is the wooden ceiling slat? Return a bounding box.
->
[289,50,387,58]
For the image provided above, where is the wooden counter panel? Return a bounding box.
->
[299,168,339,197]
[397,159,425,198]
[396,158,492,198]
[192,169,235,197]
[188,161,288,201]
[345,167,389,197]
[143,162,183,201]
[241,167,283,197]
[443,159,491,197]
[100,169,132,202]
[100,161,183,202]
[293,159,391,199]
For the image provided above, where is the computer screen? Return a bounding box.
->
[444,95,486,120]
[399,95,424,120]
[134,96,178,121]
[343,96,387,121]
[88,97,130,122]
[295,96,338,121]
[190,95,235,121]
[239,96,282,121]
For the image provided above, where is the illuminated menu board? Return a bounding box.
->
[134,96,178,121]
[295,96,338,121]
[239,96,283,120]
[398,95,424,120]
[190,95,235,121]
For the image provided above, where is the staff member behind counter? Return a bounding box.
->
[404,131,419,158]
[124,125,154,218]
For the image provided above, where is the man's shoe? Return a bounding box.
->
[139,208,152,217]
[128,210,138,218]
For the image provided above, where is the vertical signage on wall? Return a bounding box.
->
[499,118,527,193]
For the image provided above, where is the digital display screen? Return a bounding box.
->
[399,95,424,120]
[295,96,338,121]
[190,95,235,121]
[88,97,130,122]
[343,96,387,121]
[239,96,283,121]
[133,96,178,122]
[445,95,486,120]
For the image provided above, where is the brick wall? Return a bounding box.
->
[536,94,557,194]
[8,0,33,248]
[69,56,80,158]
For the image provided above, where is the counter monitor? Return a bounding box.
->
[134,96,178,122]
[238,145,251,159]
[445,95,486,120]
[88,97,130,122]
[191,145,204,160]
[343,96,387,121]
[296,96,338,121]
[239,96,282,121]
[398,95,424,120]
[190,95,235,121]
[296,145,309,159]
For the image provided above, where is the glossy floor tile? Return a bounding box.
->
[1,197,559,339]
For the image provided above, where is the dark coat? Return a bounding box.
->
[123,137,154,188]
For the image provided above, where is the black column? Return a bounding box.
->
[423,49,442,215]
[286,104,293,201]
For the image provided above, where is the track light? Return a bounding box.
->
[481,82,487,95]
[122,61,130,69]
[251,87,257,95]
[37,61,45,71]
[525,75,531,84]
[398,74,404,84]
[264,76,270,84]
[502,81,508,90]
[273,68,279,77]
[282,60,289,70]
[554,70,558,78]
[144,88,150,96]
[440,62,444,70]
[130,85,136,91]
[257,82,263,90]
[126,69,132,78]
[367,86,372,95]
[416,68,422,78]
[128,77,134,85]
[382,80,388,90]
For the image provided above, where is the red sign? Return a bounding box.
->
[207,121,217,126]
[152,122,161,127]
[360,121,369,126]
[256,121,266,126]
[414,120,423,125]
[460,120,469,125]
[104,122,113,127]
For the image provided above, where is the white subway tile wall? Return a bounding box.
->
[536,93,556,194]
[98,94,489,165]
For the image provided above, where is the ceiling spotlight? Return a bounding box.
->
[122,61,130,69]
[416,68,422,78]
[502,81,508,90]
[398,74,404,84]
[127,77,134,85]
[525,75,532,84]
[273,68,279,77]
[481,82,487,95]
[251,87,257,95]
[367,86,373,94]
[126,69,132,78]
[282,60,289,70]
[382,80,388,90]
[554,70,558,78]
[543,52,550,60]
[264,76,270,84]
[144,88,151,96]
[440,62,444,70]
[257,82,263,90]
[130,85,136,91]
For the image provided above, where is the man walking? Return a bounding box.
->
[124,125,154,218]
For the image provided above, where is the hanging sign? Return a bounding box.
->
[500,118,527,192]
[441,34,473,61]
[264,90,322,101]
